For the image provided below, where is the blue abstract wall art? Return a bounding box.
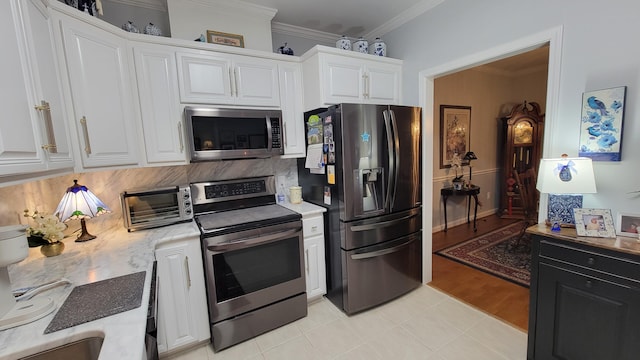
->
[579,86,626,161]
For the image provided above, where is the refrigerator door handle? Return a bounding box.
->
[349,212,418,232]
[350,237,415,260]
[383,110,395,210]
[388,109,401,208]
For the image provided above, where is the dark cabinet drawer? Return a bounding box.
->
[539,239,640,282]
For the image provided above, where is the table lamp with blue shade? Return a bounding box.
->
[536,157,597,231]
[54,179,111,242]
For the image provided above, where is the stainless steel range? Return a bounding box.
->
[191,176,307,351]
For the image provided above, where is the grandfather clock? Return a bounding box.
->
[499,101,544,218]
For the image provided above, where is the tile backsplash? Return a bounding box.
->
[0,158,299,233]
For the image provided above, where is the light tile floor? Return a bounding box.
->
[168,285,527,360]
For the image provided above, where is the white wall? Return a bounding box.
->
[386,0,640,216]
[100,0,171,37]
[167,0,275,52]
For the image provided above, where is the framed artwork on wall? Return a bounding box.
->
[578,86,626,161]
[439,105,471,169]
[206,30,245,48]
[574,208,616,238]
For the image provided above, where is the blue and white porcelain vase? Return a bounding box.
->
[354,37,368,54]
[372,37,387,56]
[121,21,139,33]
[336,35,351,50]
[144,23,162,36]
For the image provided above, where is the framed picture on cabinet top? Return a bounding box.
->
[574,208,616,238]
[206,30,245,48]
[578,86,626,161]
[616,212,640,238]
[439,105,471,169]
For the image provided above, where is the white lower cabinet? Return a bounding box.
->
[155,236,210,354]
[301,212,326,301]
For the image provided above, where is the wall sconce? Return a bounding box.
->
[54,180,111,242]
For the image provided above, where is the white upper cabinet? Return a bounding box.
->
[0,0,73,176]
[278,62,305,158]
[52,11,139,169]
[301,45,402,111]
[133,43,187,165]
[177,50,280,106]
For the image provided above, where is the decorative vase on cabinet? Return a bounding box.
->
[336,35,351,50]
[372,38,387,56]
[144,23,162,36]
[354,37,368,53]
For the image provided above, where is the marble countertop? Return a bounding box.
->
[279,201,327,217]
[527,223,640,257]
[0,221,200,360]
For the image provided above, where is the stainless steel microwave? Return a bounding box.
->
[121,186,193,231]
[184,107,284,161]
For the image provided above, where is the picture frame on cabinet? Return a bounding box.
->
[439,105,471,169]
[578,86,626,161]
[206,30,245,48]
[616,211,640,238]
[574,208,616,238]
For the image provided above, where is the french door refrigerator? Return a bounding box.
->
[297,103,422,314]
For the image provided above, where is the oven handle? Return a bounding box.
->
[350,237,414,260]
[206,227,302,252]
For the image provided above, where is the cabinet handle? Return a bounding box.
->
[177,122,184,152]
[229,67,237,97]
[35,101,58,153]
[79,116,92,155]
[362,74,369,98]
[184,256,191,288]
[233,67,239,97]
[282,122,288,146]
[305,249,309,273]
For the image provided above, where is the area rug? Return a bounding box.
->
[436,222,531,287]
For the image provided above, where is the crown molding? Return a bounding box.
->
[362,0,446,39]
[271,22,338,43]
[181,0,277,20]
[106,0,167,11]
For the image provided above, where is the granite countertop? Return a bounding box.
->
[0,221,200,360]
[279,201,327,217]
[527,223,640,256]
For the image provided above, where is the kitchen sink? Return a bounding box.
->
[19,337,103,360]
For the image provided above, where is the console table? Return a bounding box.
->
[441,185,480,231]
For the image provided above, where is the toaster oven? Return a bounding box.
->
[121,186,193,231]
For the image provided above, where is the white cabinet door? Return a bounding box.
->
[156,237,210,354]
[323,55,364,104]
[133,44,187,165]
[177,51,280,106]
[234,56,280,106]
[176,52,233,104]
[278,63,305,157]
[0,0,74,176]
[366,63,401,104]
[22,0,74,170]
[302,214,326,301]
[57,14,139,168]
[304,234,326,301]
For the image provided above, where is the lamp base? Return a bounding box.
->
[75,218,96,242]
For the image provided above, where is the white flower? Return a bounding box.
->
[24,210,67,243]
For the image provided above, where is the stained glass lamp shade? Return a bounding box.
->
[54,180,111,242]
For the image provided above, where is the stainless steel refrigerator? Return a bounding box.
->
[297,103,422,314]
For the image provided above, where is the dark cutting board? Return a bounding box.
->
[44,271,146,334]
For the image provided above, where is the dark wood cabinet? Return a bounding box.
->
[499,102,544,218]
[528,233,640,360]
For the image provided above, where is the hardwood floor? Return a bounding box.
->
[429,214,530,331]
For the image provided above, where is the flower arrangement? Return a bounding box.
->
[23,210,67,246]
[450,153,463,182]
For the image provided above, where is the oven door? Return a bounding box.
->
[202,220,305,323]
